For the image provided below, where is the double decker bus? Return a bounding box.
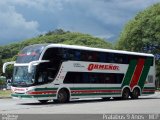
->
[3,44,155,103]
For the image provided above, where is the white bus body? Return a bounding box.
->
[3,44,155,103]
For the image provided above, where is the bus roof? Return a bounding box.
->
[45,44,154,57]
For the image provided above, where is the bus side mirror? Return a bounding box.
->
[28,60,50,73]
[7,79,11,83]
[3,61,15,73]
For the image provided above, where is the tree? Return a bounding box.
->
[0,29,112,77]
[116,3,160,87]
[45,29,68,36]
[0,55,2,75]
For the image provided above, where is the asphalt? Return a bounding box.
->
[0,92,160,114]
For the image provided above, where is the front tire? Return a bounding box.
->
[56,89,69,103]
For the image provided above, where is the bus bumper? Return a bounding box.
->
[11,93,56,100]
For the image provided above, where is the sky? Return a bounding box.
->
[0,0,159,45]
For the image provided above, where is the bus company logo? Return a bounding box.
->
[87,64,119,71]
[73,63,85,68]
[13,88,25,92]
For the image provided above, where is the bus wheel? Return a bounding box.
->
[56,89,69,103]
[38,100,48,104]
[122,88,130,100]
[131,88,140,99]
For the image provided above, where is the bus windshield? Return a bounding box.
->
[12,66,36,87]
[16,44,48,63]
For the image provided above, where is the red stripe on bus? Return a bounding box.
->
[142,89,155,92]
[28,91,57,95]
[71,90,121,94]
[130,59,145,90]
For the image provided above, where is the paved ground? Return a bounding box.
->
[0,92,160,114]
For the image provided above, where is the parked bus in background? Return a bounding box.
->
[3,44,155,103]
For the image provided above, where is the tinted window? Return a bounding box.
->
[35,48,63,84]
[16,44,47,63]
[64,72,124,84]
[42,48,62,60]
[61,48,154,66]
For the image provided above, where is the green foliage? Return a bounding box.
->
[0,90,11,97]
[0,29,112,77]
[116,3,160,86]
[0,76,6,85]
[0,55,2,76]
[116,3,160,52]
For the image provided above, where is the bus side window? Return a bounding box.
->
[115,54,124,64]
[68,49,74,60]
[123,55,129,64]
[81,51,87,61]
[75,73,83,83]
[106,53,114,63]
[91,52,98,62]
[63,72,73,83]
[75,50,81,61]
[87,52,92,61]
[82,73,88,83]
[104,74,112,83]
[116,74,124,83]
[89,73,96,83]
[64,72,83,84]
[62,49,68,61]
[40,48,62,83]
[100,52,106,62]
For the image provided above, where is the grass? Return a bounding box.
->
[0,90,11,98]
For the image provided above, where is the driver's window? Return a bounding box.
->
[35,63,49,84]
[38,71,48,83]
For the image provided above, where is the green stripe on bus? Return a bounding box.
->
[138,58,153,90]
[34,88,58,91]
[143,87,155,90]
[142,92,155,94]
[11,94,32,98]
[11,94,56,98]
[70,87,121,90]
[71,92,121,96]
[121,60,137,87]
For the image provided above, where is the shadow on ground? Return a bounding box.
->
[19,97,159,106]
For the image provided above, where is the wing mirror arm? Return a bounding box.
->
[28,60,50,73]
[3,61,15,73]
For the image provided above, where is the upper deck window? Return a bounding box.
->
[16,44,47,63]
